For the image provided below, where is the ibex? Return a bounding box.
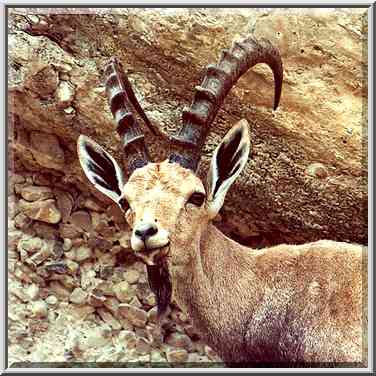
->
[77,36,367,366]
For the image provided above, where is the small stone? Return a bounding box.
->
[135,337,151,355]
[20,186,53,201]
[97,308,122,330]
[171,309,189,324]
[119,330,137,349]
[113,281,134,303]
[103,297,119,315]
[63,106,75,114]
[63,238,73,251]
[88,290,106,307]
[55,80,75,109]
[70,288,88,305]
[85,328,111,348]
[99,265,114,280]
[45,295,58,306]
[49,281,71,300]
[166,348,188,363]
[124,269,140,284]
[129,296,142,308]
[150,350,167,363]
[33,222,59,240]
[25,247,52,267]
[19,199,62,224]
[306,162,328,179]
[14,212,33,230]
[75,246,92,262]
[96,280,115,296]
[44,261,68,274]
[165,332,193,351]
[147,306,158,323]
[55,190,74,223]
[84,197,104,212]
[31,301,48,318]
[66,260,79,273]
[68,210,92,232]
[59,223,82,238]
[17,237,42,253]
[26,284,40,301]
[88,236,112,251]
[118,304,147,328]
[29,131,65,169]
[142,292,157,307]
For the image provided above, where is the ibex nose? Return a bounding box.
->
[134,223,158,241]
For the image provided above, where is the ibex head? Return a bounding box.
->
[77,36,283,315]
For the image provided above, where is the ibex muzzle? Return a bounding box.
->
[77,36,366,365]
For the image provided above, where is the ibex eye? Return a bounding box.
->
[188,192,206,207]
[118,197,130,212]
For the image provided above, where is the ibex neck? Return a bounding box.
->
[169,224,259,356]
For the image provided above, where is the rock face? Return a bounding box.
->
[7,7,368,367]
[8,8,367,246]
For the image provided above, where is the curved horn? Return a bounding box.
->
[169,36,283,171]
[104,57,151,175]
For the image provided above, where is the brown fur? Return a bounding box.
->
[121,161,367,366]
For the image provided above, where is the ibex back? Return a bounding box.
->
[77,36,367,366]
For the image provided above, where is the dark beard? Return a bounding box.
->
[146,256,172,317]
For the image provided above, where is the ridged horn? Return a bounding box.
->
[104,57,151,175]
[169,36,283,171]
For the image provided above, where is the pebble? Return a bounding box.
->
[119,330,137,349]
[118,304,147,328]
[55,80,75,109]
[135,337,151,354]
[68,210,92,232]
[166,348,188,363]
[29,131,65,169]
[26,284,40,301]
[63,238,73,251]
[147,306,158,323]
[59,223,82,238]
[150,350,167,363]
[124,269,140,284]
[88,290,106,307]
[165,332,193,351]
[17,237,42,253]
[14,212,33,230]
[19,198,62,224]
[113,281,134,303]
[45,295,58,306]
[55,190,74,223]
[20,186,54,202]
[84,197,104,212]
[97,308,122,330]
[75,246,92,262]
[70,288,88,305]
[31,301,48,318]
[306,162,328,179]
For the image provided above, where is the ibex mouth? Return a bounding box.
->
[135,244,170,266]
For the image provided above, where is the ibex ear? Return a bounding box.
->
[77,135,125,203]
[207,119,250,219]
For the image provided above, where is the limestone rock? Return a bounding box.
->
[118,304,148,328]
[166,348,189,363]
[19,199,62,224]
[29,132,65,170]
[20,186,54,201]
[55,80,75,109]
[8,9,367,246]
[113,281,134,303]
